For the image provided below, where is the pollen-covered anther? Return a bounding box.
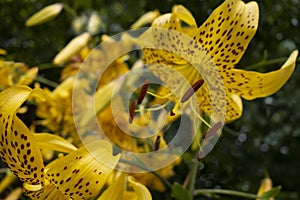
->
[154,135,161,151]
[129,100,136,124]
[181,79,204,103]
[137,79,150,105]
[202,121,223,139]
[170,110,175,116]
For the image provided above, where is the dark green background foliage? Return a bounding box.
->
[0,0,299,199]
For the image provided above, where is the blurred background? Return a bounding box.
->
[0,0,299,199]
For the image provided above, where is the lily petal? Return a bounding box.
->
[225,50,298,100]
[97,173,126,200]
[0,86,46,186]
[193,0,258,69]
[172,5,197,28]
[128,176,152,200]
[24,183,68,200]
[34,133,77,153]
[45,140,120,199]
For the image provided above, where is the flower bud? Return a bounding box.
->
[53,32,91,65]
[25,3,64,27]
[130,10,160,29]
[257,177,273,200]
[87,12,102,35]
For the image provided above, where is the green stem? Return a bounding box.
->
[119,158,173,190]
[188,160,200,199]
[35,76,59,88]
[63,3,77,18]
[244,57,300,70]
[193,189,259,199]
[0,168,9,173]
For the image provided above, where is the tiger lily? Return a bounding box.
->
[0,86,120,199]
[139,0,298,122]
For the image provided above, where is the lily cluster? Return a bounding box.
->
[0,0,297,199]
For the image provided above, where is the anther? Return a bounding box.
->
[202,121,223,139]
[197,150,205,161]
[181,79,204,103]
[170,110,175,116]
[154,135,161,151]
[129,100,136,124]
[137,79,150,105]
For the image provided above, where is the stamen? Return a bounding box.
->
[137,79,150,105]
[135,100,173,112]
[146,90,173,99]
[181,79,204,103]
[202,121,223,139]
[154,135,161,151]
[197,150,205,161]
[170,110,175,116]
[189,100,211,128]
[129,100,136,124]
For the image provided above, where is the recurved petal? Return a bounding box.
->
[34,133,77,153]
[128,176,152,200]
[225,93,243,121]
[225,50,298,100]
[172,5,197,28]
[24,183,69,200]
[0,86,46,186]
[97,173,126,200]
[197,85,242,122]
[141,6,195,66]
[193,0,258,69]
[45,140,120,199]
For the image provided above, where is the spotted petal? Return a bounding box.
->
[193,0,258,70]
[45,140,120,199]
[197,85,242,122]
[0,86,46,186]
[24,184,68,200]
[224,50,298,100]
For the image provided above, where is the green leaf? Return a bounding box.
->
[171,182,191,200]
[258,186,281,199]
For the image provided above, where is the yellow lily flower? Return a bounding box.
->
[140,0,298,122]
[0,61,38,90]
[98,172,152,200]
[0,86,120,199]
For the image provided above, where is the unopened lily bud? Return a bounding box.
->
[87,12,102,35]
[257,177,273,200]
[53,32,91,65]
[25,3,64,27]
[130,10,160,29]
